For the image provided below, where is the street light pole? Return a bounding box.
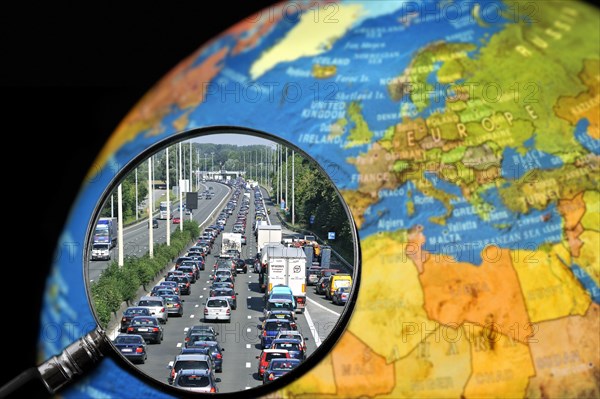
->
[189,141,193,192]
[179,142,183,232]
[135,168,138,220]
[285,147,288,213]
[148,157,154,258]
[117,183,124,266]
[166,147,170,246]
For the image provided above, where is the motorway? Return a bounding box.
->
[101,181,351,393]
[87,182,231,282]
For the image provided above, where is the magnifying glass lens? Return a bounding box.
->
[85,132,360,395]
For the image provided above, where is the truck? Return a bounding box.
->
[262,245,307,313]
[159,201,171,220]
[221,233,242,257]
[257,225,282,252]
[93,217,117,248]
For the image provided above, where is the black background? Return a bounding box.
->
[1,1,276,394]
[1,0,598,396]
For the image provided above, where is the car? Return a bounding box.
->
[256,349,290,379]
[213,269,234,282]
[120,307,151,332]
[234,258,247,274]
[332,286,351,305]
[210,287,237,310]
[307,266,322,286]
[178,265,197,284]
[185,341,225,372]
[270,338,305,360]
[91,243,111,260]
[263,298,295,320]
[267,285,296,308]
[184,326,219,345]
[158,281,180,295]
[275,330,307,355]
[163,294,184,317]
[327,274,352,299]
[148,219,159,229]
[172,369,221,393]
[166,275,191,295]
[261,319,293,349]
[168,354,215,385]
[185,332,218,347]
[175,256,192,268]
[126,316,163,344]
[113,334,148,364]
[137,296,168,324]
[262,358,301,384]
[151,287,177,299]
[263,309,296,329]
[315,276,332,296]
[203,298,231,323]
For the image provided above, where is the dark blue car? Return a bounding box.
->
[262,358,301,384]
[113,334,147,364]
[270,338,304,360]
[185,340,224,372]
[261,319,292,349]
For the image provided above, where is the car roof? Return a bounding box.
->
[272,338,302,343]
[261,349,289,354]
[139,296,163,302]
[175,354,211,361]
[177,369,212,376]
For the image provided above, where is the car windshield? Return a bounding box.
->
[265,352,287,362]
[124,308,148,316]
[114,336,143,344]
[270,360,298,371]
[174,361,209,372]
[138,300,162,307]
[131,317,156,326]
[92,244,109,250]
[265,321,291,331]
[207,300,228,308]
[274,342,301,351]
[271,293,291,300]
[266,301,293,311]
[176,375,211,388]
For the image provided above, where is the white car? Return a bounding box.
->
[203,298,231,323]
[138,296,168,324]
[275,330,308,354]
[91,243,110,260]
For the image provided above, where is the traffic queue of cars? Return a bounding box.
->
[309,267,353,305]
[110,180,316,391]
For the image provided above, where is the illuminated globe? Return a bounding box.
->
[41,1,599,398]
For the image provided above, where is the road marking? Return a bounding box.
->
[203,287,206,290]
[190,315,195,318]
[303,308,322,348]
[306,297,341,317]
[245,387,251,390]
[176,343,182,348]
[199,295,203,298]
[168,361,174,368]
[247,296,252,299]
[245,362,251,368]
[195,304,199,308]
[247,315,251,319]
[184,327,189,332]
[246,344,251,349]
[246,328,252,333]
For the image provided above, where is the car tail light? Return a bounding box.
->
[226,309,231,315]
[122,317,127,322]
[175,303,180,308]
[127,327,134,332]
[171,369,175,379]
[152,327,159,332]
[136,347,144,353]
[216,353,222,360]
[185,337,190,342]
[263,330,267,337]
[204,308,208,314]
[210,387,216,393]
[160,308,165,313]
[268,373,275,381]
[231,296,236,299]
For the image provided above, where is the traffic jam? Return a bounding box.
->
[109,179,353,393]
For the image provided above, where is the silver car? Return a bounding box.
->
[203,298,231,323]
[137,296,168,324]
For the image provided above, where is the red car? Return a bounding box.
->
[256,349,290,379]
[172,215,181,224]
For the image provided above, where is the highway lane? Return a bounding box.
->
[119,185,323,393]
[88,182,231,282]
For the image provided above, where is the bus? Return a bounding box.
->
[159,201,171,220]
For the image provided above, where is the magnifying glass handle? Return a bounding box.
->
[0,328,108,398]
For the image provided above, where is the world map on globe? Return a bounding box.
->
[40,0,599,398]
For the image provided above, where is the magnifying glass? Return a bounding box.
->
[0,130,360,398]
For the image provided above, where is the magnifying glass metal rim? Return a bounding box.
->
[82,126,362,397]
